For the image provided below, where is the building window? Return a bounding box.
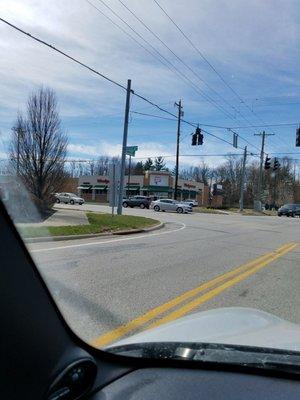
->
[82,188,92,194]
[95,189,107,194]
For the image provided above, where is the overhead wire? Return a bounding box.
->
[1,12,287,160]
[114,0,282,154]
[91,0,238,120]
[0,16,268,155]
[0,17,127,91]
[152,0,277,125]
[152,0,286,153]
[117,0,256,125]
[131,110,259,152]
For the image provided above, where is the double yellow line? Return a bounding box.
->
[91,242,297,348]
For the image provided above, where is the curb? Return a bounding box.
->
[24,221,164,243]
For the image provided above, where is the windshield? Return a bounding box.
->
[1,0,300,368]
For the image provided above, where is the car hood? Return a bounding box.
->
[110,307,300,352]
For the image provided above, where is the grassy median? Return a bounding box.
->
[193,207,227,214]
[20,212,160,238]
[228,208,277,216]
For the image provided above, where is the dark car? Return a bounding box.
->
[122,195,151,209]
[277,203,300,217]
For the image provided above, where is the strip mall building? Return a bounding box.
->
[77,170,210,205]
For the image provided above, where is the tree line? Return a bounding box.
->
[67,155,168,177]
[179,157,298,207]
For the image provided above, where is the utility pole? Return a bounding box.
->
[16,129,20,177]
[174,100,183,200]
[239,146,247,212]
[117,79,131,215]
[253,131,274,211]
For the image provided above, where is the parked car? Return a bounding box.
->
[122,195,151,209]
[55,192,85,205]
[151,199,192,213]
[183,199,198,207]
[277,203,300,217]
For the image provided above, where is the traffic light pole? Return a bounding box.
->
[174,100,183,200]
[239,146,247,212]
[254,131,274,211]
[117,79,132,215]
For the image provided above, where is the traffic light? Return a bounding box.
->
[264,156,271,170]
[191,127,203,146]
[197,129,204,145]
[273,157,280,171]
[191,133,197,146]
[296,128,300,147]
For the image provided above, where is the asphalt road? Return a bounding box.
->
[27,204,300,347]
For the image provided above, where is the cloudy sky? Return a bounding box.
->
[1,0,300,168]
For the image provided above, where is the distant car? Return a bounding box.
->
[151,199,192,213]
[55,192,84,205]
[277,203,300,217]
[183,199,198,207]
[122,195,151,209]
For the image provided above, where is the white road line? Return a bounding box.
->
[31,222,186,253]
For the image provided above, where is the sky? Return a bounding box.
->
[0,0,300,169]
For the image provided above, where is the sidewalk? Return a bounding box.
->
[18,209,89,227]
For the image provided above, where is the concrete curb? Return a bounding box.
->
[24,221,164,243]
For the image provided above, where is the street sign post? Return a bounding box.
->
[125,146,138,197]
[109,162,121,216]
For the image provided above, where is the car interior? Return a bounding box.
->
[1,197,300,400]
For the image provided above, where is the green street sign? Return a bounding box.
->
[126,146,138,157]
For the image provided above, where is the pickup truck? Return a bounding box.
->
[122,196,151,209]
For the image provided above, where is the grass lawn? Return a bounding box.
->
[20,212,159,238]
[193,207,227,214]
[228,208,277,216]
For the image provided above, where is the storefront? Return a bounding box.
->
[141,171,173,198]
[77,175,144,202]
[176,179,203,203]
[77,172,206,204]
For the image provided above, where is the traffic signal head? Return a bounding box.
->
[264,156,271,170]
[198,133,203,145]
[273,157,280,171]
[191,133,197,146]
[296,128,300,147]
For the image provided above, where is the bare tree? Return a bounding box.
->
[10,87,68,213]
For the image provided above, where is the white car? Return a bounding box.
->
[55,192,85,205]
[183,199,198,207]
[151,199,192,213]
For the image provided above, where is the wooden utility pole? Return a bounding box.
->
[117,79,132,215]
[174,100,183,200]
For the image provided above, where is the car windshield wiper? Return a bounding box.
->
[108,341,300,374]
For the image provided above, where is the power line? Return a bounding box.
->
[117,0,256,124]
[92,0,238,120]
[132,112,299,129]
[131,110,177,122]
[131,110,260,152]
[152,0,286,153]
[224,122,300,129]
[152,0,273,124]
[0,17,127,91]
[0,17,257,153]
[84,0,183,76]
